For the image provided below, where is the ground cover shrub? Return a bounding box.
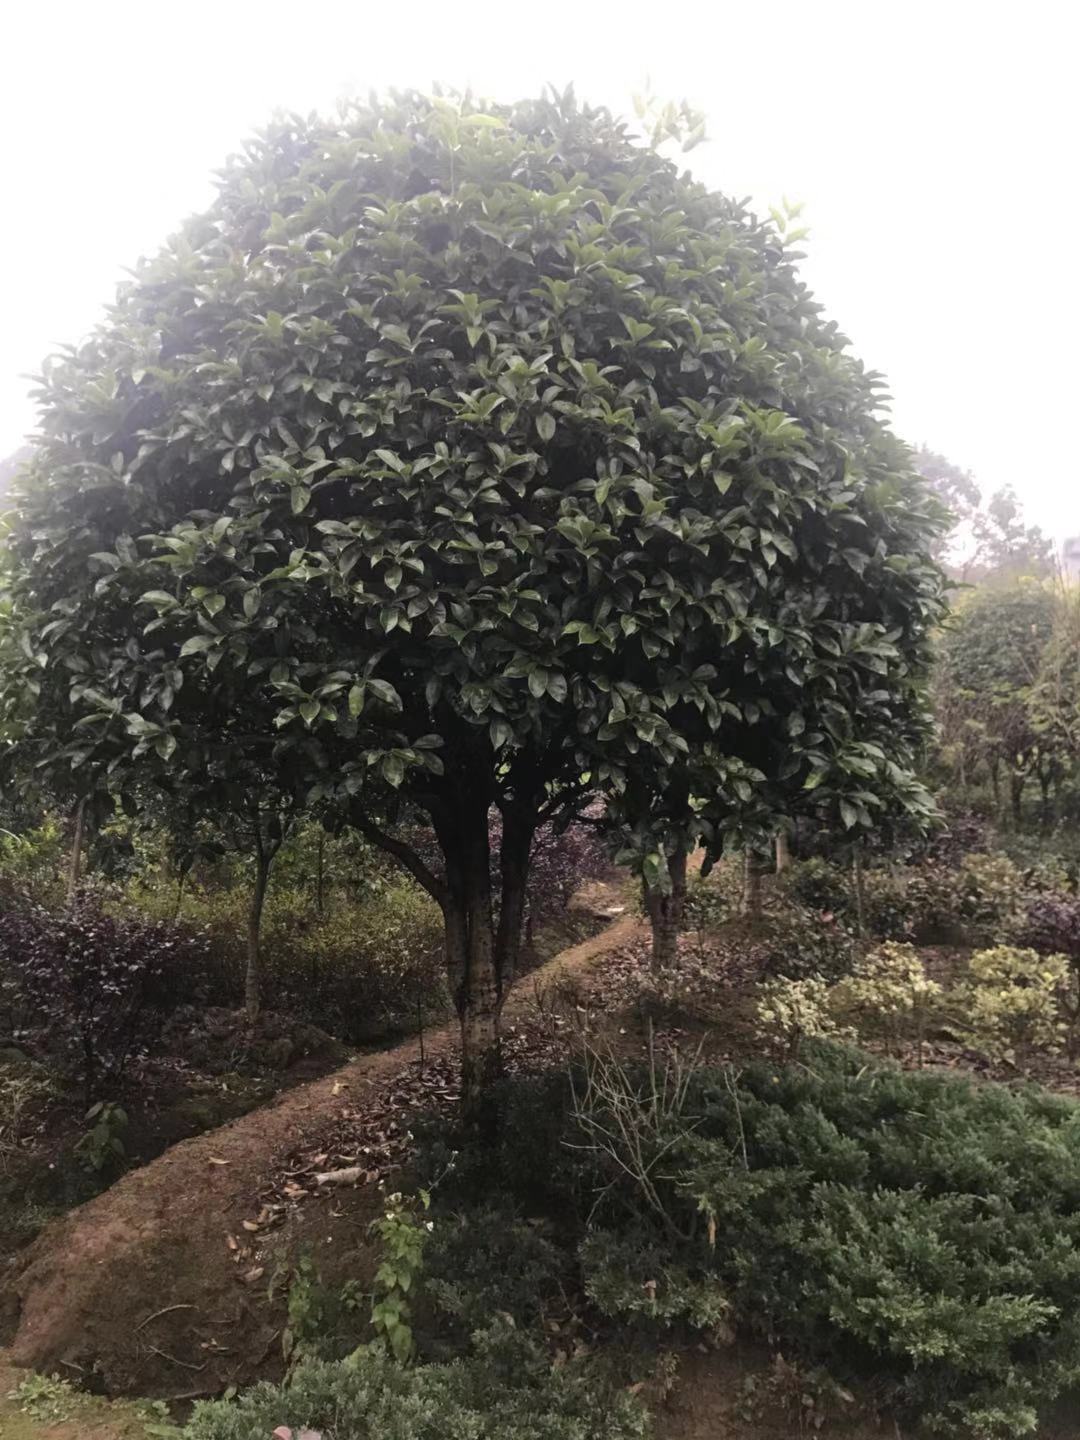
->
[859,868,917,940]
[183,1329,648,1440]
[756,904,854,981]
[443,1045,1080,1437]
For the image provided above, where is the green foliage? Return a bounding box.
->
[952,946,1069,1063]
[73,1099,128,1174]
[757,903,854,980]
[0,818,67,910]
[581,1227,730,1334]
[905,852,1025,943]
[183,1331,647,1440]
[2,89,946,1094]
[781,857,851,916]
[831,942,941,1047]
[130,876,445,1042]
[6,1372,76,1424]
[423,1206,565,1339]
[367,1190,432,1363]
[281,1252,366,1366]
[455,1045,1080,1437]
[756,976,851,1056]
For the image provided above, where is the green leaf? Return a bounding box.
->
[536,412,556,443]
[179,635,216,656]
[290,485,311,515]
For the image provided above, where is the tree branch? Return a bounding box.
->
[350,812,448,908]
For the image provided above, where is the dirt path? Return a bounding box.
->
[0,896,644,1398]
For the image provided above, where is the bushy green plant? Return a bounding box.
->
[183,1332,647,1440]
[756,977,852,1057]
[682,872,733,942]
[831,942,941,1053]
[906,853,1025,944]
[782,858,852,917]
[952,946,1068,1063]
[757,904,854,982]
[581,1227,731,1335]
[859,868,917,940]
[423,1207,565,1340]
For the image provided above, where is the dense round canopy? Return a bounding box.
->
[6,90,944,838]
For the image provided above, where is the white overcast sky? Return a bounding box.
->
[3,0,1076,538]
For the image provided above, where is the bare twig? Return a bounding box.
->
[136,1303,196,1331]
[147,1345,207,1373]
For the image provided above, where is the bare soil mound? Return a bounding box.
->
[0,898,640,1398]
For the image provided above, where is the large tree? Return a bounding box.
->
[3,91,945,1100]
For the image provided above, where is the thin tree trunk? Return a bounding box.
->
[775,830,791,874]
[245,846,271,1026]
[742,850,762,920]
[645,838,688,968]
[852,846,867,938]
[1010,771,1025,828]
[173,871,186,921]
[315,828,325,915]
[66,796,87,908]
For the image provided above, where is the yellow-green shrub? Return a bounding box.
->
[831,942,941,1048]
[755,977,852,1057]
[953,946,1069,1062]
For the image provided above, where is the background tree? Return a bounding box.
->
[4,90,945,1101]
[936,580,1055,824]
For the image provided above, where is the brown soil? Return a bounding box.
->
[0,894,643,1399]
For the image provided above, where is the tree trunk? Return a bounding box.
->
[775,830,791,874]
[1009,771,1025,828]
[645,839,688,968]
[245,846,271,1026]
[990,756,1001,813]
[66,796,87,908]
[315,828,325,915]
[852,846,867,938]
[741,850,762,920]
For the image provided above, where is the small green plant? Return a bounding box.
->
[74,1099,128,1174]
[281,1252,364,1364]
[366,1190,433,1362]
[7,1371,75,1423]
